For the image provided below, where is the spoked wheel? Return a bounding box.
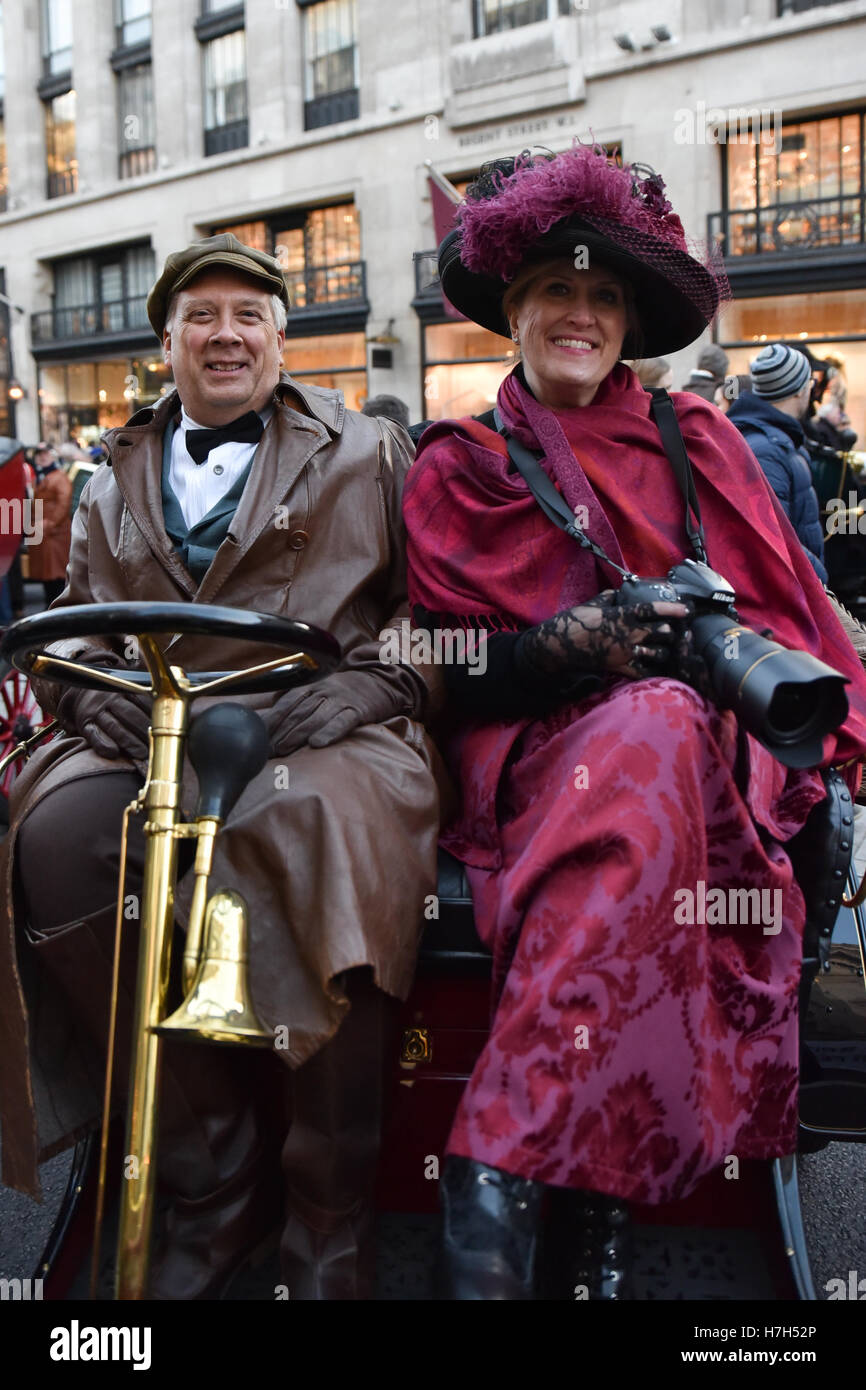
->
[0,659,52,806]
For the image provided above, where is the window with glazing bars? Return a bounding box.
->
[213,206,362,309]
[203,29,247,130]
[42,0,73,75]
[53,245,154,336]
[45,89,77,197]
[474,0,571,35]
[118,63,156,177]
[778,0,846,13]
[303,0,357,101]
[116,0,151,48]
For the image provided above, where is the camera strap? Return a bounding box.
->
[490,387,709,573]
[644,388,708,565]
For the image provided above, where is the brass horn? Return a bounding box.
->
[156,889,272,1045]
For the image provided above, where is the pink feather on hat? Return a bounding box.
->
[457,145,690,281]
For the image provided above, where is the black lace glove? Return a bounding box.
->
[53,654,152,760]
[264,670,411,757]
[517,589,691,683]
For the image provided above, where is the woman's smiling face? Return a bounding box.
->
[506,259,631,410]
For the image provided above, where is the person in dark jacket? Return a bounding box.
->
[727,343,828,582]
[680,343,729,402]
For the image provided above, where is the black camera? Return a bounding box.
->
[616,558,849,769]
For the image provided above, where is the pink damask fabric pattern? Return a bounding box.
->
[447,676,803,1203]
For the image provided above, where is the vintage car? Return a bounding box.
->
[0,599,864,1302]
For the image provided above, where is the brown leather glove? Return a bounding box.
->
[53,655,152,760]
[264,670,410,758]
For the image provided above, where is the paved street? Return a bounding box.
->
[1,1137,863,1300]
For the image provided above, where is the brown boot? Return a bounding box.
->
[147,1045,282,1301]
[279,969,392,1301]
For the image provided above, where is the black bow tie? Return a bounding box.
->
[185,411,264,465]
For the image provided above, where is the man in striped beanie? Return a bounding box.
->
[728,343,827,580]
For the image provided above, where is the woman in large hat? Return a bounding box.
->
[403,146,866,1300]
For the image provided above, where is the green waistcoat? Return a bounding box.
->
[161,420,256,585]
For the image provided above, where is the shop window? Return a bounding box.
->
[717,287,866,444]
[38,354,167,445]
[302,0,359,131]
[718,111,864,257]
[281,330,367,411]
[422,319,516,421]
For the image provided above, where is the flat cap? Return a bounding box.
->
[146,233,290,337]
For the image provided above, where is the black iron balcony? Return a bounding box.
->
[708,192,865,259]
[46,167,78,199]
[119,147,157,180]
[286,261,366,312]
[204,119,248,157]
[31,295,151,347]
[304,89,359,132]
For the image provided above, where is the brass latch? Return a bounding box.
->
[400,1026,432,1064]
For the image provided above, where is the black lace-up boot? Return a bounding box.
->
[545,1187,634,1300]
[435,1155,545,1300]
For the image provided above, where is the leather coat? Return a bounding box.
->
[26,466,72,582]
[0,372,442,1197]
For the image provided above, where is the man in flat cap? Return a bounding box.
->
[0,236,441,1299]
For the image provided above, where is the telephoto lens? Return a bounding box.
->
[616,560,850,768]
[689,613,849,769]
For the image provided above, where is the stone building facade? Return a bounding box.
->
[0,0,864,444]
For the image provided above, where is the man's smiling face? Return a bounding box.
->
[162,268,285,425]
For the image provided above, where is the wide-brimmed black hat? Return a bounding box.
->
[439,149,729,358]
